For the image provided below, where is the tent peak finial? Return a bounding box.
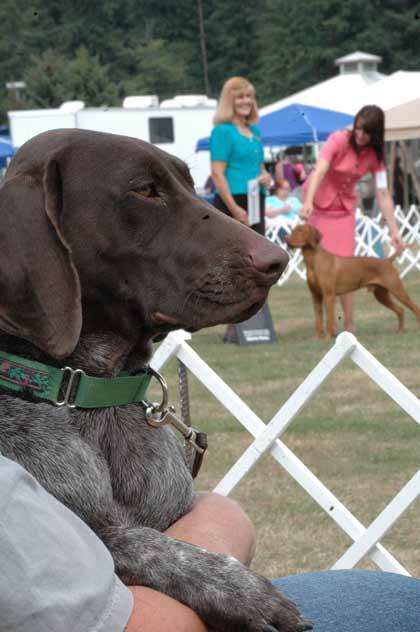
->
[335,51,382,75]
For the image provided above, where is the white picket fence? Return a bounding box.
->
[151,330,420,576]
[266,205,420,285]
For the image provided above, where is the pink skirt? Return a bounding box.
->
[309,207,356,256]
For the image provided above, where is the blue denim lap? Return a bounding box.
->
[272,570,420,632]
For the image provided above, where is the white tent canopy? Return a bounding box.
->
[385,98,420,141]
[260,51,386,117]
[260,72,383,117]
[261,52,420,122]
[358,71,420,114]
[261,70,420,119]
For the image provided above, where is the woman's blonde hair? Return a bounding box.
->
[213,76,259,125]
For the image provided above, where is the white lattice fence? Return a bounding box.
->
[394,205,420,278]
[266,205,420,284]
[265,217,305,283]
[151,330,420,576]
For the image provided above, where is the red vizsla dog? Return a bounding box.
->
[286,223,420,339]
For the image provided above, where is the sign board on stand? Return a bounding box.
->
[224,303,277,345]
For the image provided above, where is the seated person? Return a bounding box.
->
[265,178,302,220]
[2,454,420,632]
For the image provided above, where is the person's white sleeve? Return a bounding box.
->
[0,455,133,632]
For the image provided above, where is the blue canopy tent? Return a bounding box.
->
[195,103,354,151]
[0,136,16,169]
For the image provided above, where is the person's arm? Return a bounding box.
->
[1,455,256,632]
[257,164,272,189]
[266,203,292,218]
[296,164,307,183]
[299,157,330,219]
[375,187,406,251]
[0,455,133,632]
[126,588,207,632]
[211,161,249,225]
[265,204,278,218]
[279,202,293,214]
[299,131,345,220]
[125,493,256,632]
[210,125,248,226]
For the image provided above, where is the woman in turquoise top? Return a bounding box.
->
[210,76,271,235]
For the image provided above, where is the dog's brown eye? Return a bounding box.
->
[131,184,159,198]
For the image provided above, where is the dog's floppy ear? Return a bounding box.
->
[0,159,82,358]
[308,226,322,248]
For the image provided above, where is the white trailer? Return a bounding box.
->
[8,96,216,189]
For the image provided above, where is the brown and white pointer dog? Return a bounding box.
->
[0,129,311,632]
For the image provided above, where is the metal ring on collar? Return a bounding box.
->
[144,367,169,415]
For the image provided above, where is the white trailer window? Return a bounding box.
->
[149,117,174,144]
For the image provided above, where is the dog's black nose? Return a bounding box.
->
[250,242,289,278]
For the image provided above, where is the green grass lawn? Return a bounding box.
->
[152,273,420,578]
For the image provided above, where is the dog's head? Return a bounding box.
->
[285,224,322,250]
[0,129,288,358]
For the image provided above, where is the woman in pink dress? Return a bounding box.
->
[299,105,405,333]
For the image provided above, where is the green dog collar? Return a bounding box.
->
[0,350,152,409]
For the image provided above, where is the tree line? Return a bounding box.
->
[1,0,419,124]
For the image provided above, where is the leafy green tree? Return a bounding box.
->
[22,50,70,108]
[255,0,420,105]
[203,0,261,96]
[1,0,419,123]
[63,46,119,106]
[23,46,118,108]
[121,39,192,101]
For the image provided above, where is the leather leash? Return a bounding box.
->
[177,359,208,479]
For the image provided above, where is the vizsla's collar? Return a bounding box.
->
[0,350,152,409]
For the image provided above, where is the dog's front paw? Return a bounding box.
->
[117,530,312,632]
[203,557,312,632]
[236,575,312,632]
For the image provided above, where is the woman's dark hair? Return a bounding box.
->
[350,105,385,163]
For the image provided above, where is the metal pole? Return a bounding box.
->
[197,0,210,96]
[300,108,319,159]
